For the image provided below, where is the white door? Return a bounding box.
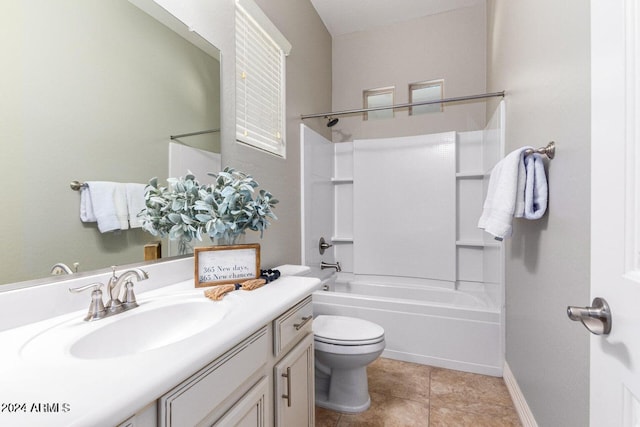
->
[590,0,640,425]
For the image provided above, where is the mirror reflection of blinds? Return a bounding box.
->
[236,3,286,157]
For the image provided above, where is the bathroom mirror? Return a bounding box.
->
[0,0,221,287]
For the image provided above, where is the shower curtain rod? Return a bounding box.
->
[170,128,220,140]
[300,91,505,120]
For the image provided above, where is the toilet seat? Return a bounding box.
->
[314,315,385,346]
[314,338,385,355]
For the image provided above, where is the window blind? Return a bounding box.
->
[235,1,290,158]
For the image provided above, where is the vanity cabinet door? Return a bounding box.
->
[158,327,268,427]
[212,377,268,427]
[274,333,314,427]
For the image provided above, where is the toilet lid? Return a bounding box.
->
[314,315,384,345]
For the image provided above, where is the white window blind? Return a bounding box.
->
[235,0,290,158]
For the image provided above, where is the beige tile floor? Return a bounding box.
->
[315,357,522,427]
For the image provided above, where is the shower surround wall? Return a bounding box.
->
[352,132,456,282]
[309,103,504,288]
[301,102,505,375]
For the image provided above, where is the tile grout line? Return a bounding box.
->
[427,368,432,427]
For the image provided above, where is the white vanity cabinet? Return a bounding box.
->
[272,296,315,427]
[118,295,315,427]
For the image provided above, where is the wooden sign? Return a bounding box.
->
[194,244,261,287]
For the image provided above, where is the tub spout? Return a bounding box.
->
[321,261,342,272]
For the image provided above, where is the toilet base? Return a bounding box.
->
[315,391,371,414]
[314,365,372,413]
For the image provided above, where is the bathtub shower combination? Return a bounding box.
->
[313,274,502,376]
[301,102,506,377]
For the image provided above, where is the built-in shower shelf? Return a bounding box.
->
[331,237,354,243]
[331,177,354,184]
[455,172,484,179]
[456,240,501,248]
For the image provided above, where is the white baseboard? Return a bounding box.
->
[503,362,539,427]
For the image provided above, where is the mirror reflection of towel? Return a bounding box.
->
[80,182,128,233]
[80,186,96,223]
[126,183,147,228]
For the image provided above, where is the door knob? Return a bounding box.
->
[567,297,612,335]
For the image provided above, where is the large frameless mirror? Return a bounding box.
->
[0,0,221,287]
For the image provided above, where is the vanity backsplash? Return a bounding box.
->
[0,257,194,332]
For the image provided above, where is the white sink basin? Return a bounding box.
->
[20,296,229,360]
[71,299,228,359]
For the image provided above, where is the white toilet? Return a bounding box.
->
[313,315,385,413]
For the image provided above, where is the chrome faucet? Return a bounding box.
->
[106,266,149,314]
[320,261,342,272]
[50,262,79,275]
[69,267,149,321]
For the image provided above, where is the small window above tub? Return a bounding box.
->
[409,80,444,115]
[363,87,394,121]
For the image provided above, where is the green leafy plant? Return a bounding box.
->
[140,167,278,250]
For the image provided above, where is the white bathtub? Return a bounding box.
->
[311,274,504,376]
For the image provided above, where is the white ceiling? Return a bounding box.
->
[310,0,483,37]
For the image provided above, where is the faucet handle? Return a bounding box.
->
[69,283,107,321]
[319,237,333,255]
[69,282,103,294]
[122,280,139,309]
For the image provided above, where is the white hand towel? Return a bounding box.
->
[477,147,532,240]
[80,186,96,222]
[523,153,548,219]
[114,183,129,230]
[513,155,528,219]
[126,183,147,228]
[85,181,128,233]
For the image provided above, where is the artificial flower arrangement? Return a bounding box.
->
[139,167,278,252]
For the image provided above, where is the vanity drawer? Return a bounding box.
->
[273,296,313,356]
[158,327,268,427]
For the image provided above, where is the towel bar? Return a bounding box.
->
[70,181,87,191]
[524,141,555,159]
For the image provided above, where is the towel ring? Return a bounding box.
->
[524,141,555,159]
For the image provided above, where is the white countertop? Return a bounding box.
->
[0,275,321,427]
